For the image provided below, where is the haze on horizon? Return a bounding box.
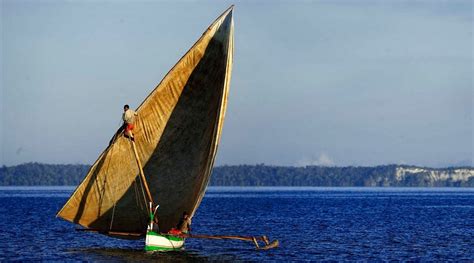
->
[1,0,472,168]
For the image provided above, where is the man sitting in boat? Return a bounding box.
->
[177,212,192,233]
[122,104,138,141]
[168,212,192,235]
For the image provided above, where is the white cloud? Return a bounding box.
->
[296,153,335,167]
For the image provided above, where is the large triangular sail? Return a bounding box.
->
[57,6,234,236]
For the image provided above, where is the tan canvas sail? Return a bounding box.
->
[57,6,234,236]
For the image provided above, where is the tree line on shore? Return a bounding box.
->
[1,162,472,187]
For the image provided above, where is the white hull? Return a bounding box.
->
[145,232,184,251]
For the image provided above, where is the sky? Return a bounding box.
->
[1,0,472,167]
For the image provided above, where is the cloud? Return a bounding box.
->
[296,153,335,167]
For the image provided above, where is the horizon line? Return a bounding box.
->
[1,162,472,169]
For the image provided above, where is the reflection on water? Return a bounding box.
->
[67,247,240,262]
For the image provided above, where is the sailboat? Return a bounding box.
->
[57,6,277,251]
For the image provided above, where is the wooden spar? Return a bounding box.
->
[179,234,279,250]
[252,237,259,249]
[262,235,270,245]
[76,228,144,237]
[130,139,154,206]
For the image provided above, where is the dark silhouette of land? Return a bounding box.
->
[1,163,473,187]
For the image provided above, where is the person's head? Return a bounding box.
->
[123,104,129,112]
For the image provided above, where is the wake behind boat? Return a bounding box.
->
[57,5,278,252]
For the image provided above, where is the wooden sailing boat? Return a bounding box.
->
[57,6,278,251]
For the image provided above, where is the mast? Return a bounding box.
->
[130,139,154,208]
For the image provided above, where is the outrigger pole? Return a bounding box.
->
[179,233,279,250]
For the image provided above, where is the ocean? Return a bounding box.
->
[0,187,473,261]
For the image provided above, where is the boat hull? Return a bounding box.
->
[145,231,184,251]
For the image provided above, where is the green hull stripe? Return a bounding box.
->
[147,231,184,242]
[145,245,181,251]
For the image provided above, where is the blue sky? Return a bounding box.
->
[1,0,472,167]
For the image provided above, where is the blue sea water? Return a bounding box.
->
[0,187,473,261]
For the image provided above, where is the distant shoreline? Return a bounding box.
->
[1,163,473,187]
[1,186,474,191]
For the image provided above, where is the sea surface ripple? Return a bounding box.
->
[0,187,473,261]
